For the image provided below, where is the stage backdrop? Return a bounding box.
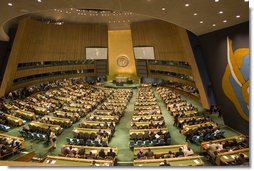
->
[108,30,138,82]
[199,22,249,134]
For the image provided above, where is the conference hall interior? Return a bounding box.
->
[0,0,250,167]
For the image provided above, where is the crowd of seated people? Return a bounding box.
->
[0,79,114,149]
[72,89,133,146]
[161,82,199,97]
[157,87,224,144]
[136,145,195,160]
[130,86,170,147]
[60,145,117,160]
[175,115,212,129]
[0,134,23,159]
[202,135,249,165]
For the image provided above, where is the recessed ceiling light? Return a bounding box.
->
[219,11,223,14]
[185,3,190,7]
[223,20,227,23]
[8,3,13,6]
[215,0,219,2]
[236,15,241,18]
[162,7,166,11]
[193,13,197,16]
[212,24,216,27]
[37,0,42,2]
[244,0,249,2]
[200,21,203,24]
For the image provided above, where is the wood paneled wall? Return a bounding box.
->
[0,18,108,95]
[131,20,187,61]
[131,20,210,109]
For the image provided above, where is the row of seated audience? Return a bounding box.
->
[130,86,170,147]
[0,134,23,159]
[1,79,114,151]
[203,135,249,165]
[73,89,133,146]
[136,146,194,160]
[61,146,116,160]
[157,87,224,144]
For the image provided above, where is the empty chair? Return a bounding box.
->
[86,139,94,146]
[129,140,135,148]
[72,138,80,145]
[35,133,41,140]
[94,140,101,147]
[79,139,85,145]
[166,138,171,145]
[151,139,158,146]
[144,140,150,146]
[136,140,143,146]
[101,141,107,147]
[158,139,165,145]
[66,137,73,144]
[31,133,37,139]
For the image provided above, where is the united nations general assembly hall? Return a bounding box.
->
[0,0,250,167]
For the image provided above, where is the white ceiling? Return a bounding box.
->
[0,0,249,41]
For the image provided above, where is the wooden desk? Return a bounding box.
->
[33,106,47,116]
[62,145,117,155]
[80,120,115,128]
[216,148,249,165]
[73,128,112,136]
[131,121,163,127]
[89,114,119,121]
[0,133,26,149]
[201,135,245,150]
[181,122,217,134]
[133,155,204,166]
[133,110,161,116]
[28,121,62,135]
[134,144,187,156]
[41,115,72,127]
[16,110,36,121]
[130,128,168,135]
[5,114,23,126]
[43,155,113,166]
[53,110,80,122]
[94,110,113,116]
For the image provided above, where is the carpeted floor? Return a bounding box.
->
[2,87,241,165]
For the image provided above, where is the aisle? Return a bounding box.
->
[153,88,186,145]
[108,89,137,163]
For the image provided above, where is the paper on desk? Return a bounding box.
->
[51,160,56,164]
[91,150,97,154]
[230,155,236,158]
[193,159,200,164]
[223,156,229,159]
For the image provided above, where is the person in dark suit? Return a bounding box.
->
[175,148,184,157]
[107,148,116,159]
[46,126,51,145]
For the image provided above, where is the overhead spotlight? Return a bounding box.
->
[219,11,223,14]
[236,15,241,18]
[212,24,216,27]
[193,13,197,16]
[185,3,190,7]
[162,7,166,11]
[37,0,42,2]
[8,2,13,6]
[215,0,219,2]
[244,0,248,2]
[223,20,227,23]
[200,21,203,24]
